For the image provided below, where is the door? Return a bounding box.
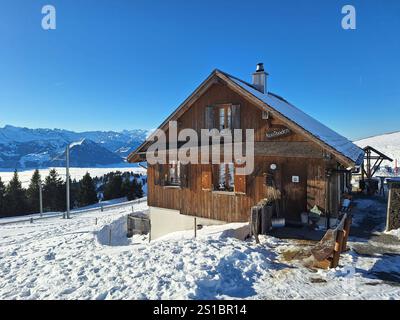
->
[281,159,307,222]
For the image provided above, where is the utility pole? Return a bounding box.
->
[39,182,43,217]
[65,144,71,219]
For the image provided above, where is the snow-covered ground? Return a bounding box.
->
[355,131,400,175]
[0,167,146,188]
[0,199,399,300]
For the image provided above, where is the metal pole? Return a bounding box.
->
[39,183,43,217]
[66,144,71,219]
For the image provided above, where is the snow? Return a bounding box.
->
[18,152,51,168]
[0,167,146,188]
[69,139,86,149]
[1,200,399,299]
[386,228,400,239]
[355,131,400,171]
[224,72,364,165]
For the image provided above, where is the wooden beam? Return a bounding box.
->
[331,230,344,268]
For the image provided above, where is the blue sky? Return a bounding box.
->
[0,0,399,140]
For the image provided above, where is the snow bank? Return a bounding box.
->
[97,215,130,246]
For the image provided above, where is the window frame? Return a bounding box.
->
[166,161,181,187]
[217,104,232,131]
[214,162,235,192]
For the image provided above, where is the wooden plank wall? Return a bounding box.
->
[148,156,329,222]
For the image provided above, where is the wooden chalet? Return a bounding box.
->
[128,63,364,239]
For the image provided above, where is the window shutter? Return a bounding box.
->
[180,163,189,188]
[205,106,214,129]
[154,163,161,185]
[231,104,241,129]
[201,164,212,190]
[159,164,168,186]
[234,164,246,194]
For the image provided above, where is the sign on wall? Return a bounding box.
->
[266,127,291,139]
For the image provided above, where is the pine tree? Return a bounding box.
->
[133,179,144,199]
[26,169,42,213]
[122,177,135,201]
[70,179,81,209]
[0,177,6,217]
[103,173,123,200]
[5,170,28,216]
[79,172,98,206]
[43,169,65,211]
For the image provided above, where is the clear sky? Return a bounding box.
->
[0,0,399,140]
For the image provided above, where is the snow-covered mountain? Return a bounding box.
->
[0,125,147,169]
[51,139,124,167]
[355,131,400,172]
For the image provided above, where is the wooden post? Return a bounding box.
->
[331,230,344,268]
[109,227,112,246]
[341,216,352,253]
[386,183,392,231]
[95,217,97,225]
[194,217,197,238]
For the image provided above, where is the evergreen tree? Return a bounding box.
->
[0,177,6,217]
[26,169,42,213]
[122,177,135,201]
[5,170,28,216]
[43,169,65,211]
[79,172,98,206]
[103,173,123,200]
[133,179,144,199]
[70,179,81,209]
[122,177,144,201]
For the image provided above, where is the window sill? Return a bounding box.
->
[212,191,236,196]
[163,185,182,189]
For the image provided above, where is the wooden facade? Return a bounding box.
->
[129,71,358,223]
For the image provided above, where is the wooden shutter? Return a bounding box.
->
[159,164,168,186]
[201,164,212,190]
[154,163,161,185]
[205,106,214,129]
[234,164,246,194]
[180,163,189,188]
[231,104,241,129]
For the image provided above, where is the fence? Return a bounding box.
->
[0,197,148,226]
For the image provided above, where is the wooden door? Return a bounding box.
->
[281,159,307,222]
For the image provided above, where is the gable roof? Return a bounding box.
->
[128,69,364,167]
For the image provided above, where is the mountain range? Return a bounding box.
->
[0,125,148,169]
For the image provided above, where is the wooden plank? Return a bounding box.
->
[231,104,241,129]
[205,105,214,129]
[331,230,344,268]
[201,164,212,190]
[341,216,352,253]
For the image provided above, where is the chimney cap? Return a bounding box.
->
[256,63,264,72]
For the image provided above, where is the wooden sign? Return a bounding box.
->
[266,127,291,139]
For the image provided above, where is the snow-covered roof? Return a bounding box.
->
[222,71,364,166]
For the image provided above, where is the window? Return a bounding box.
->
[215,163,234,192]
[218,105,232,131]
[167,161,181,186]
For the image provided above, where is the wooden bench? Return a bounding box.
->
[310,213,352,269]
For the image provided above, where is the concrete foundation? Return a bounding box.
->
[149,206,225,240]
